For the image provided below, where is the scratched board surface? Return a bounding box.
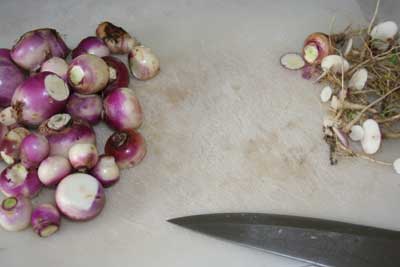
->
[0,0,399,266]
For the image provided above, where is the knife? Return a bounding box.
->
[168,213,400,267]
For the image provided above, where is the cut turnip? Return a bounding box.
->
[38,156,71,186]
[0,163,42,198]
[91,155,120,187]
[280,53,305,70]
[302,32,333,64]
[55,173,105,221]
[68,143,99,171]
[349,125,364,141]
[0,127,30,165]
[348,68,368,90]
[39,114,96,158]
[40,57,68,80]
[320,86,333,102]
[0,196,32,231]
[31,204,60,237]
[12,72,69,126]
[361,119,381,154]
[20,133,49,168]
[128,46,160,80]
[67,54,109,94]
[66,93,102,124]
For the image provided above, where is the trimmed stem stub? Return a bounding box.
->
[69,66,84,85]
[303,44,319,64]
[44,75,69,101]
[109,66,117,81]
[112,132,128,147]
[47,113,71,130]
[2,197,17,210]
[40,225,59,237]
[7,163,28,184]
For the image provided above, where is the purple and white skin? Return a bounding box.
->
[10,29,69,71]
[31,204,61,237]
[0,50,25,107]
[20,133,50,168]
[66,93,102,124]
[67,54,109,94]
[56,173,105,221]
[0,163,42,198]
[105,130,146,169]
[91,155,120,187]
[10,30,51,71]
[103,87,143,131]
[36,29,69,58]
[71,36,110,59]
[40,57,68,80]
[11,72,70,127]
[38,156,71,186]
[68,143,99,171]
[0,196,32,231]
[128,46,160,81]
[38,113,96,158]
[102,56,129,96]
[0,127,30,165]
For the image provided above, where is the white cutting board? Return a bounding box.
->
[1,0,399,266]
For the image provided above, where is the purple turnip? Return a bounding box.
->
[103,87,143,131]
[31,204,60,237]
[20,133,50,168]
[105,130,146,169]
[0,163,42,198]
[66,93,102,124]
[102,56,129,96]
[38,113,96,158]
[0,196,32,231]
[71,36,110,59]
[96,22,138,54]
[11,72,69,127]
[68,143,99,171]
[38,156,71,186]
[67,54,109,94]
[56,173,105,221]
[91,155,120,187]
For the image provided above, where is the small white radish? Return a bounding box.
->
[361,119,381,154]
[320,86,333,102]
[321,55,350,74]
[349,125,364,141]
[349,68,368,90]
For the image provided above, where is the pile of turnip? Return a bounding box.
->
[0,22,159,237]
[281,1,400,174]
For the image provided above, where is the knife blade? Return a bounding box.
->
[168,213,400,267]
